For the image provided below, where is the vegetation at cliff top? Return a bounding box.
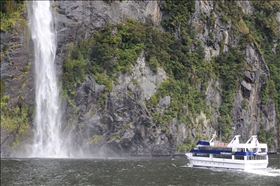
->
[0,0,25,32]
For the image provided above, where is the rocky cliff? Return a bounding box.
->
[1,0,279,157]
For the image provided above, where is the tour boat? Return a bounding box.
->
[186,134,268,170]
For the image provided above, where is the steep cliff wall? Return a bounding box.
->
[0,2,35,156]
[1,0,279,157]
[192,0,279,150]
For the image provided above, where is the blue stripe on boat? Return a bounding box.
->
[190,149,258,156]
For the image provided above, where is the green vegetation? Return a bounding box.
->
[62,19,145,96]
[0,0,24,14]
[0,94,33,147]
[110,133,121,140]
[0,0,26,32]
[1,77,34,143]
[177,136,195,152]
[89,109,98,119]
[161,0,195,35]
[122,123,131,130]
[91,135,102,144]
[241,100,248,110]
[3,44,9,56]
[258,123,274,150]
[0,79,6,97]
[213,47,244,141]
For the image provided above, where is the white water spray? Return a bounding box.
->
[28,1,66,157]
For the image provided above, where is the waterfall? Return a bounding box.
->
[28,1,66,157]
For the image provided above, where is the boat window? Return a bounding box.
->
[213,154,231,159]
[194,153,209,157]
[260,148,266,152]
[234,156,244,160]
[256,155,267,160]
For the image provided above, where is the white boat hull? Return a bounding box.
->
[186,155,268,170]
[186,134,269,170]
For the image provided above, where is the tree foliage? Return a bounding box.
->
[0,0,25,32]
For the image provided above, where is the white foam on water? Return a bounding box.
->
[244,167,280,177]
[184,163,280,177]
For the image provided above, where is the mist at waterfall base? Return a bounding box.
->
[1,155,280,186]
[27,1,73,158]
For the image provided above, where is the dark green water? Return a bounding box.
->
[1,155,279,186]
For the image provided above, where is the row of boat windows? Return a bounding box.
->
[247,155,267,160]
[199,147,230,151]
[213,154,231,159]
[234,156,244,160]
[193,154,232,159]
[194,153,209,157]
[198,147,267,153]
[193,153,267,160]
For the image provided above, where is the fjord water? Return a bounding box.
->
[1,155,279,186]
[28,1,66,157]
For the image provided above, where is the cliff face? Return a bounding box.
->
[53,1,176,156]
[0,4,35,156]
[191,1,278,147]
[1,0,279,157]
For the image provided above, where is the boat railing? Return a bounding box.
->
[193,134,268,154]
[228,135,241,145]
[247,155,267,160]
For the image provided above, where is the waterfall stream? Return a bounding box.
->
[28,1,66,157]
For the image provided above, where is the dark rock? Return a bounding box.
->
[74,75,106,114]
[157,96,170,113]
[241,80,252,99]
[244,71,255,83]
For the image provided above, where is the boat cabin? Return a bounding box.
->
[191,134,268,160]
